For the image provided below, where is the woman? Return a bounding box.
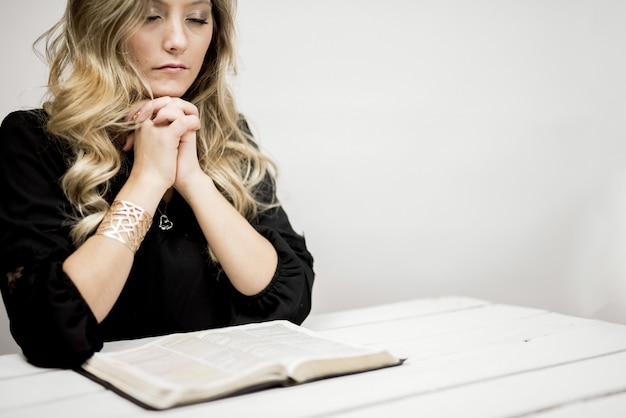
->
[0,0,314,368]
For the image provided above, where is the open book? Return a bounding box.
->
[80,320,403,409]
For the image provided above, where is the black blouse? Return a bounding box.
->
[0,110,314,368]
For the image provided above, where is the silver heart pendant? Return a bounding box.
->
[158,214,174,231]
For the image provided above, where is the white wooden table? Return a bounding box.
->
[2,296,626,417]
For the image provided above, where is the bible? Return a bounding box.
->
[80,320,403,409]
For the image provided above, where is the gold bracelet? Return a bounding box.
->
[95,200,153,253]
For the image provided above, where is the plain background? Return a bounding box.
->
[1,0,625,355]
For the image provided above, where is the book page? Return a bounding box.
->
[83,333,286,408]
[196,321,380,361]
[102,333,283,386]
[194,321,400,380]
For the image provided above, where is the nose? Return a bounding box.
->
[163,20,188,53]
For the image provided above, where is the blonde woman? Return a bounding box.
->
[0,0,314,368]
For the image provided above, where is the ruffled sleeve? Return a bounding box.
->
[226,118,314,325]
[0,110,101,368]
[228,199,314,326]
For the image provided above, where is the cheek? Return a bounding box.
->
[200,36,213,63]
[127,34,150,65]
[200,26,214,54]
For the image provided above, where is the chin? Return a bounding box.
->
[151,84,192,99]
[153,91,185,98]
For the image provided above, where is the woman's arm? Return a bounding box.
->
[229,204,314,325]
[174,114,312,320]
[63,98,200,322]
[177,172,279,296]
[61,178,163,322]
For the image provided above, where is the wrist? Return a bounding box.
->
[175,172,217,204]
[119,172,171,214]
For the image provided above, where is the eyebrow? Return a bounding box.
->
[152,0,211,5]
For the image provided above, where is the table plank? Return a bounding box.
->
[0,370,105,414]
[313,351,626,418]
[0,391,150,418]
[526,391,626,418]
[0,353,52,380]
[315,303,547,357]
[303,296,489,331]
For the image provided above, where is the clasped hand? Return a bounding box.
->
[123,97,203,194]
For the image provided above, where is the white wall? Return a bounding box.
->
[1,0,625,355]
[234,0,626,320]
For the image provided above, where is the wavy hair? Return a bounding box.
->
[37,0,276,248]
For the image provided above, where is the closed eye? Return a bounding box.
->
[187,18,209,25]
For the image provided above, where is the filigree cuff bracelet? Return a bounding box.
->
[95,200,153,253]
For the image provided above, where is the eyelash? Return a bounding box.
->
[145,16,209,25]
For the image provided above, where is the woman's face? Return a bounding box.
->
[127,0,214,98]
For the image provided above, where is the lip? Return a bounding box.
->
[155,64,188,72]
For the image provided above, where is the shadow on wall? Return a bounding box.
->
[1,301,20,355]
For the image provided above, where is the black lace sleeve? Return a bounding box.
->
[0,110,101,368]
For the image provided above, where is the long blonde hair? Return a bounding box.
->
[37,0,276,247]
